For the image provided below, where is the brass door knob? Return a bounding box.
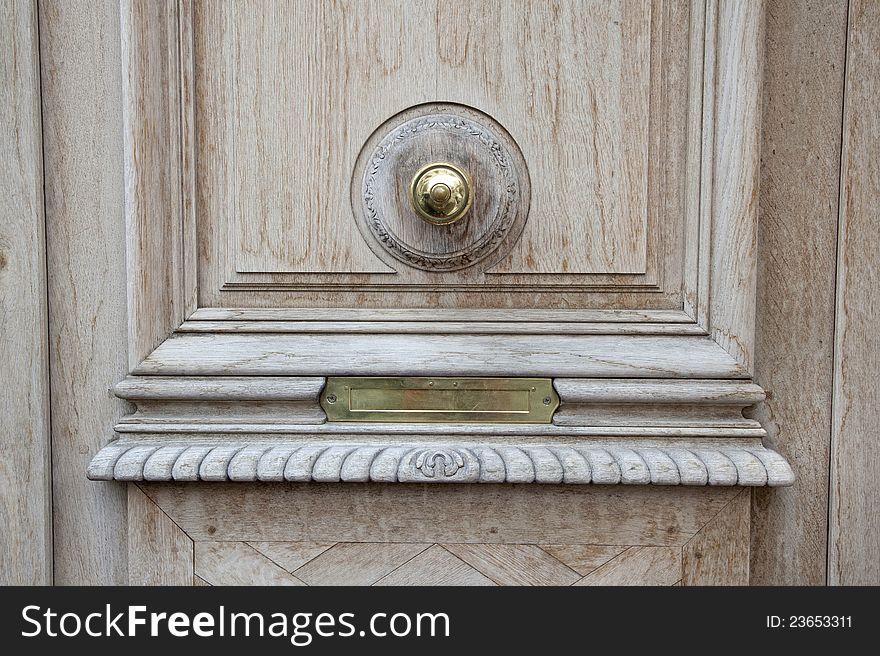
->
[410,162,473,225]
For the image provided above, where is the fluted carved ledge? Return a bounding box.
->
[88,440,794,486]
[97,376,793,486]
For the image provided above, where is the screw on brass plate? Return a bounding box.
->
[542,396,552,405]
[326,394,337,404]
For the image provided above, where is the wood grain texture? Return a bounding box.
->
[124,515,753,586]
[475,0,653,275]
[40,0,129,584]
[291,543,429,586]
[0,0,51,585]
[186,540,748,587]
[178,320,706,335]
[750,0,848,586]
[122,0,194,367]
[540,544,628,577]
[194,542,304,586]
[373,545,497,586]
[111,424,766,440]
[441,544,582,586]
[574,547,682,586]
[134,333,746,378]
[109,374,772,440]
[246,541,334,573]
[128,485,193,585]
[131,487,753,586]
[683,489,749,585]
[192,0,696,309]
[144,538,740,586]
[553,378,765,432]
[555,379,764,404]
[189,308,694,322]
[829,0,880,585]
[114,376,327,427]
[140,483,740,547]
[199,0,654,277]
[704,0,764,370]
[682,0,709,323]
[15,0,846,587]
[114,376,325,401]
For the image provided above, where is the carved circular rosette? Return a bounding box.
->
[351,103,531,272]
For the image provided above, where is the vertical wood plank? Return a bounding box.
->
[706,0,764,370]
[750,0,848,586]
[0,0,52,585]
[129,485,193,586]
[121,0,193,367]
[682,490,750,585]
[829,0,880,585]
[40,0,129,584]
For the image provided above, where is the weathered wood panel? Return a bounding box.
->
[292,543,429,586]
[246,541,334,572]
[32,0,858,588]
[193,0,699,311]
[539,545,628,577]
[750,0,848,586]
[374,545,496,586]
[186,540,714,587]
[134,333,746,378]
[40,0,129,584]
[141,483,739,547]
[683,490,749,585]
[828,0,880,586]
[198,0,654,277]
[704,0,764,370]
[442,544,582,586]
[0,0,51,585]
[128,485,192,585]
[194,542,303,586]
[574,547,681,586]
[121,0,195,367]
[135,484,752,586]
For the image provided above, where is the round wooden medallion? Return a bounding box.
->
[351,103,530,272]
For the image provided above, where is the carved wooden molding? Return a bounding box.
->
[90,440,792,486]
[111,375,765,438]
[94,1,792,489]
[94,372,792,486]
[353,103,530,272]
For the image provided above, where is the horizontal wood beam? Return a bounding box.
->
[134,333,748,378]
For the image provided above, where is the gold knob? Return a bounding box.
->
[410,162,473,225]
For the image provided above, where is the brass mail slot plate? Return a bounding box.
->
[321,377,559,424]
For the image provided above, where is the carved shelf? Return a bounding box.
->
[88,439,793,486]
[89,370,793,486]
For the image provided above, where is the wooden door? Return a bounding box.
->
[69,0,795,586]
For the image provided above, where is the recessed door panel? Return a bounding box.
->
[193,0,692,308]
